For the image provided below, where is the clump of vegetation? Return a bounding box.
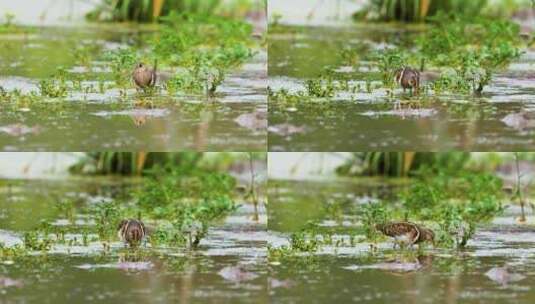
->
[397,168,504,247]
[90,200,123,244]
[376,49,408,89]
[38,67,70,98]
[156,12,255,95]
[23,231,53,251]
[288,229,320,252]
[358,203,391,242]
[419,15,522,94]
[105,48,140,89]
[133,163,238,247]
[267,225,322,260]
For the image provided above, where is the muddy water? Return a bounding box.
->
[268,179,535,304]
[268,24,535,151]
[0,26,267,151]
[0,177,268,303]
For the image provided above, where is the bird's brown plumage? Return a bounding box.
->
[376,221,434,246]
[395,67,420,95]
[414,226,435,244]
[118,219,146,247]
[132,61,157,90]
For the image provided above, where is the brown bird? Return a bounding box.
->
[376,221,434,248]
[117,219,146,247]
[394,67,420,95]
[132,60,157,90]
[415,226,435,245]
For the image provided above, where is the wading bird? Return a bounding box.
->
[394,67,420,96]
[132,60,157,90]
[376,221,434,248]
[118,219,146,247]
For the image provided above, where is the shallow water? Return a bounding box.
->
[267,178,535,304]
[268,24,535,151]
[0,26,267,151]
[0,176,267,303]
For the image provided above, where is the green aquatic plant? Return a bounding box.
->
[417,15,522,93]
[149,224,186,247]
[38,79,68,98]
[147,197,238,248]
[268,87,313,104]
[399,168,504,248]
[358,203,391,242]
[305,78,336,98]
[437,196,504,248]
[135,163,235,214]
[376,49,408,89]
[55,199,76,223]
[289,229,320,252]
[106,47,139,89]
[0,243,27,260]
[154,12,255,95]
[133,163,238,247]
[173,196,238,247]
[91,200,124,243]
[23,231,52,251]
[38,67,70,98]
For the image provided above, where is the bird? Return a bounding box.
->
[414,226,435,245]
[375,221,434,248]
[132,60,157,90]
[117,219,146,247]
[394,67,420,96]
